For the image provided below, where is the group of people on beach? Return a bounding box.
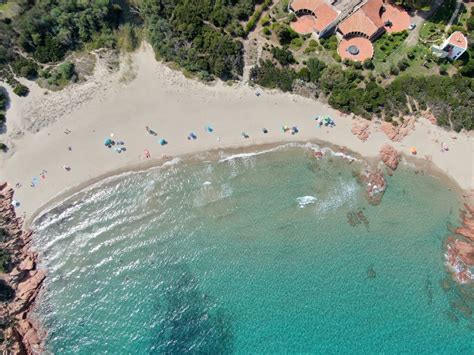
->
[139,116,336,159]
[12,114,336,207]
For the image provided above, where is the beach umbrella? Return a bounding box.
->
[410,147,417,155]
[159,139,167,146]
[104,138,113,146]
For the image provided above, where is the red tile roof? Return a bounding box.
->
[381,4,410,33]
[338,0,384,38]
[291,15,318,34]
[448,31,468,50]
[290,0,339,33]
[338,37,374,61]
[361,0,384,28]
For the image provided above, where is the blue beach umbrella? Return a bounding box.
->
[159,139,167,146]
[104,138,113,146]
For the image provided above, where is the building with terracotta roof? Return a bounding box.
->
[337,0,387,40]
[289,0,340,37]
[432,31,468,60]
[289,0,411,61]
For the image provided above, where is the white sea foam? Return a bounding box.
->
[161,157,182,167]
[297,196,318,208]
[316,180,359,215]
[219,142,360,164]
[218,143,298,162]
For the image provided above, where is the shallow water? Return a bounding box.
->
[33,146,473,353]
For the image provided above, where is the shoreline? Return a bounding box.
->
[29,139,469,229]
[0,43,472,226]
[0,184,45,353]
[0,42,472,351]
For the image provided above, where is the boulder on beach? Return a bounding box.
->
[351,121,371,142]
[379,144,400,170]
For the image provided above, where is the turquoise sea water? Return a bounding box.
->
[32,145,473,353]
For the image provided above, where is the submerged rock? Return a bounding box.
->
[367,264,376,279]
[440,278,452,292]
[444,310,459,323]
[346,209,369,228]
[450,300,473,319]
[346,211,360,227]
[425,277,433,305]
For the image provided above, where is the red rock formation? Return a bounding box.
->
[351,121,371,142]
[360,169,387,205]
[0,183,45,354]
[379,144,400,170]
[455,204,474,242]
[423,111,437,125]
[445,204,474,284]
[380,116,416,142]
[313,151,324,159]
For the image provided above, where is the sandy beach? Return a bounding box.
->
[0,43,473,225]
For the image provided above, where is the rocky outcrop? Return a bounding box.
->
[379,144,400,170]
[380,116,416,142]
[445,204,474,284]
[360,169,387,205]
[351,121,371,142]
[455,204,474,242]
[0,183,45,354]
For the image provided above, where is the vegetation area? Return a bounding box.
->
[250,0,473,132]
[141,0,255,81]
[0,0,264,88]
[0,0,472,132]
[419,0,458,43]
[0,279,14,303]
[0,87,7,151]
[0,249,11,274]
[374,31,408,62]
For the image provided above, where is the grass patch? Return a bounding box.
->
[374,31,408,62]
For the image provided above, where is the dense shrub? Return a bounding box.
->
[13,84,29,97]
[12,57,38,79]
[0,280,14,302]
[460,60,474,77]
[0,88,7,111]
[17,0,122,63]
[271,47,295,66]
[277,26,299,45]
[143,0,246,80]
[250,59,297,92]
[251,59,473,131]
